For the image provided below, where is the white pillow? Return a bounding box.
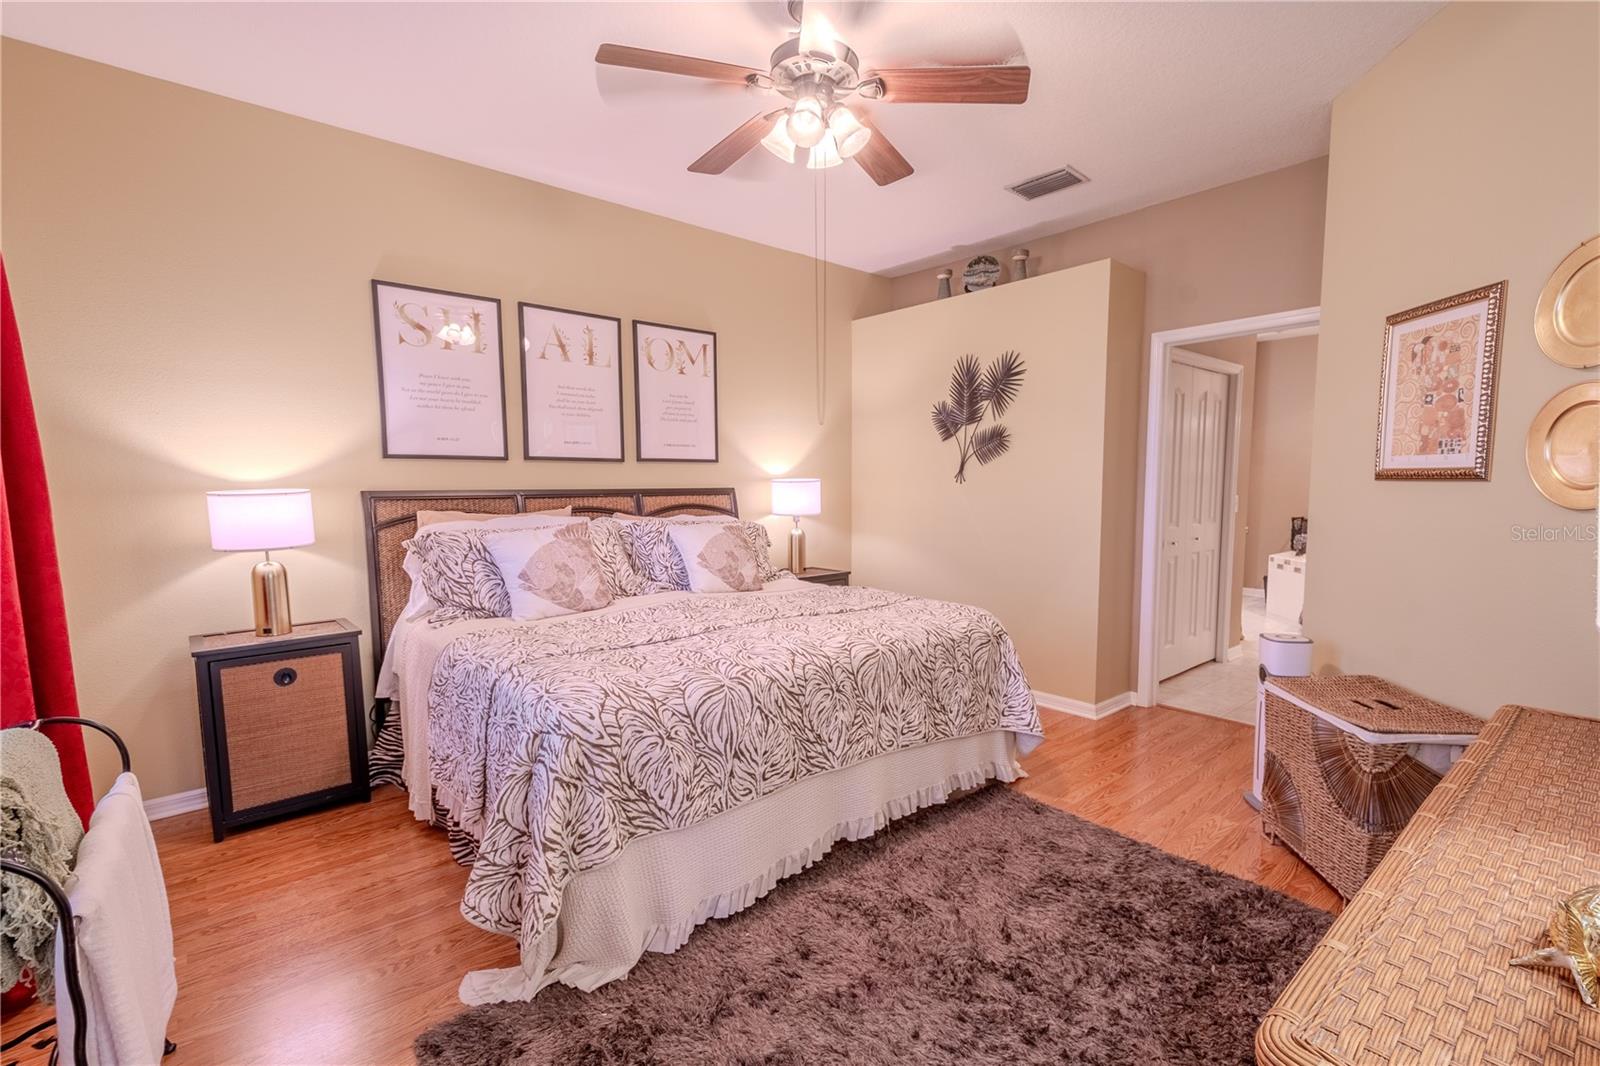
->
[482,524,614,620]
[666,523,764,593]
[400,548,434,621]
[416,505,572,528]
[423,510,579,534]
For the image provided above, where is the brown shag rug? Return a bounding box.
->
[416,785,1331,1066]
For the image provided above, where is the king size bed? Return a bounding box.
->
[362,488,1043,1004]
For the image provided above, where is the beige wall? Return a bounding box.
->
[1307,2,1599,717]
[1244,336,1318,586]
[852,260,1146,706]
[894,156,1327,683]
[890,158,1327,333]
[1,41,892,799]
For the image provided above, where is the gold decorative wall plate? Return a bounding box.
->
[1535,237,1599,368]
[1526,381,1600,509]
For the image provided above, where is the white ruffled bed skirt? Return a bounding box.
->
[459,729,1031,1004]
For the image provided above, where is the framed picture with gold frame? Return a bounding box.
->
[1374,281,1505,480]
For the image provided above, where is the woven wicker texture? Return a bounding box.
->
[1258,706,1600,1066]
[1263,687,1453,900]
[640,492,740,516]
[364,489,737,655]
[1272,674,1483,735]
[218,651,351,810]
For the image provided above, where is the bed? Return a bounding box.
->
[361,488,1044,1004]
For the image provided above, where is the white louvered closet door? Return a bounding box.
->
[1158,360,1229,681]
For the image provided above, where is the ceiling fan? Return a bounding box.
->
[594,3,1030,187]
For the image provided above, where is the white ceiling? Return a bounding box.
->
[2,1,1438,276]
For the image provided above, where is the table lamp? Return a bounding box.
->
[206,488,315,636]
[770,478,821,574]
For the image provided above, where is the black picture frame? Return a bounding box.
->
[632,319,719,463]
[370,278,509,461]
[517,302,626,462]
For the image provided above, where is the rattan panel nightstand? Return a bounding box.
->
[189,619,368,841]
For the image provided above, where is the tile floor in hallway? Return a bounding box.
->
[1157,589,1303,723]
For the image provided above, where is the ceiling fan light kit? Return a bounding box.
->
[595,9,1030,187]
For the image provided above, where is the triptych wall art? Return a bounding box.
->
[371,280,718,463]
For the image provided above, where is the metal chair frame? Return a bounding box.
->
[0,717,175,1066]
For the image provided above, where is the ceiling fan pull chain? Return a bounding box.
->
[818,167,828,427]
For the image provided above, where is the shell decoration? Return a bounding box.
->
[1511,884,1600,1009]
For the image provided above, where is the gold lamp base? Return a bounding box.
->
[250,555,293,637]
[787,519,806,575]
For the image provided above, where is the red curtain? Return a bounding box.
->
[1,257,94,823]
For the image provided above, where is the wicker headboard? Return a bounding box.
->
[359,487,739,674]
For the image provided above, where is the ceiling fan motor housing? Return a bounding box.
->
[766,37,861,100]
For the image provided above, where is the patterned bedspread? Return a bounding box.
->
[426,586,1041,954]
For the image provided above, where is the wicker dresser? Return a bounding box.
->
[1257,705,1600,1066]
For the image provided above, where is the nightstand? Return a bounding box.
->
[189,618,369,841]
[795,567,850,587]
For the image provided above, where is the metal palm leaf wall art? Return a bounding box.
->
[930,350,1026,483]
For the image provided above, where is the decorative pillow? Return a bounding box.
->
[483,524,613,620]
[734,521,791,583]
[666,523,764,593]
[407,515,585,623]
[587,516,669,598]
[616,515,736,590]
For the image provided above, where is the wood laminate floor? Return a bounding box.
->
[2,705,1339,1066]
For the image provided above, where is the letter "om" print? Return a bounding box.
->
[641,335,713,377]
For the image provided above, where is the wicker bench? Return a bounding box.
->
[1257,705,1600,1066]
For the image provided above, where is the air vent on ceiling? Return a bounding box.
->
[1007,166,1088,201]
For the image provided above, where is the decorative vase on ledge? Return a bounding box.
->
[935,270,953,300]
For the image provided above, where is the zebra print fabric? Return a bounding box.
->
[368,716,477,866]
[424,586,1040,954]
[408,516,586,624]
[618,516,790,591]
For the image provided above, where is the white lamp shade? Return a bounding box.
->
[761,118,797,164]
[771,478,822,517]
[207,488,315,551]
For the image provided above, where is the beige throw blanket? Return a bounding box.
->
[427,586,1041,973]
[1,727,84,1000]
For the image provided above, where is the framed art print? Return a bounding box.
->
[370,279,507,459]
[1375,281,1505,480]
[518,302,624,461]
[633,319,718,462]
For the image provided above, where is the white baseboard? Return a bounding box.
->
[1033,689,1136,721]
[144,787,207,821]
[1226,643,1245,662]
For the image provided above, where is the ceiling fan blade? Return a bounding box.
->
[871,65,1031,104]
[595,44,764,85]
[689,110,784,174]
[852,114,914,186]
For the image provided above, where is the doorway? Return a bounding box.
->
[1157,352,1239,681]
[1135,306,1320,711]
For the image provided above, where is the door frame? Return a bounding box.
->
[1135,306,1320,706]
